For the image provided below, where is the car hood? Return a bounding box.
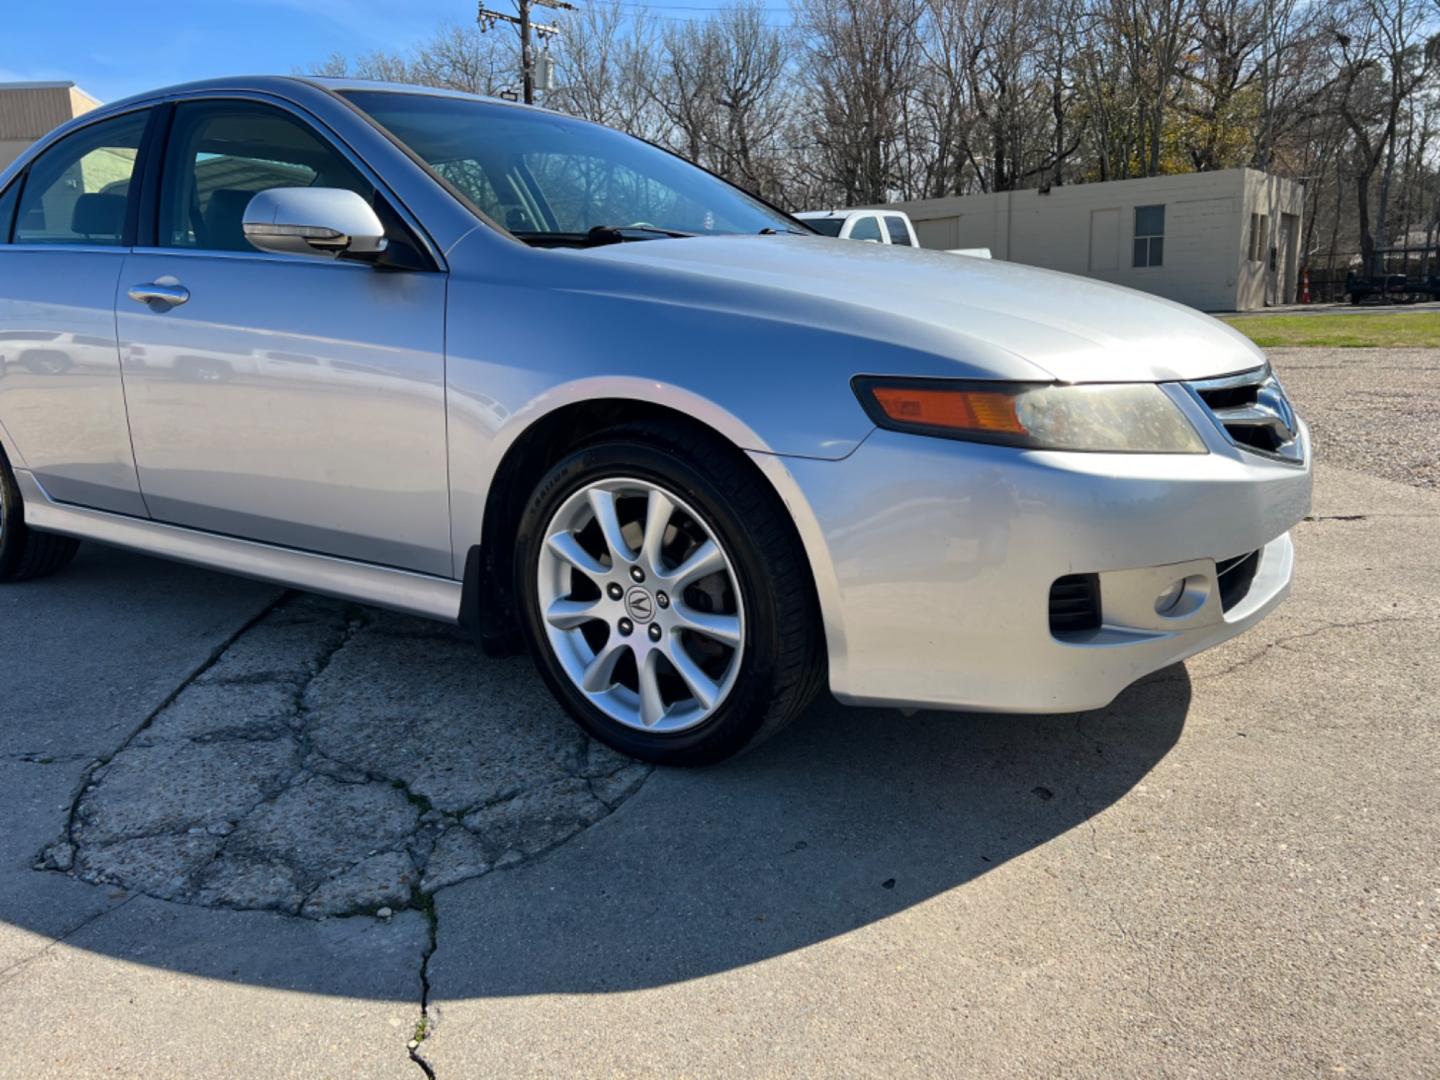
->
[575,235,1266,383]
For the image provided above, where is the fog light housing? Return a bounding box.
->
[1154,574,1208,618]
[1154,579,1185,614]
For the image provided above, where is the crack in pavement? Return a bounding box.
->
[37,594,651,917]
[27,592,655,1078]
[407,895,439,1080]
[1303,512,1440,522]
[1191,615,1431,683]
[0,895,136,986]
[4,752,92,764]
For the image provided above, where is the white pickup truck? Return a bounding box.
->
[795,209,992,258]
[795,209,919,247]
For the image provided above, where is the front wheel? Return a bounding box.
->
[515,423,823,765]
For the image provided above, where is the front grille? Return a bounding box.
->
[1049,573,1101,636]
[1186,365,1303,464]
[1216,549,1261,611]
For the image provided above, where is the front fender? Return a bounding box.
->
[444,368,864,577]
[443,260,880,575]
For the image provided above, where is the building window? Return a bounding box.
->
[1133,204,1164,268]
[1248,213,1268,262]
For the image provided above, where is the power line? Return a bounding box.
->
[607,3,795,23]
[614,3,790,9]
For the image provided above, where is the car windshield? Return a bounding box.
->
[803,218,845,237]
[341,90,799,246]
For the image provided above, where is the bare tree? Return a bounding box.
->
[410,22,515,95]
[552,0,662,139]
[798,0,926,204]
[304,0,1440,282]
[1327,0,1437,273]
[1035,0,1083,187]
[308,23,512,95]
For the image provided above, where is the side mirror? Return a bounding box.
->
[242,188,388,260]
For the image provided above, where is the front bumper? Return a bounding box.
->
[752,415,1312,713]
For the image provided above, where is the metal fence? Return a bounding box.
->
[1302,248,1440,305]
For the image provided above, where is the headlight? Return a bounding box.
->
[851,377,1208,454]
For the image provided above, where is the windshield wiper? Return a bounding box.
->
[510,225,697,249]
[758,226,810,236]
[586,224,697,243]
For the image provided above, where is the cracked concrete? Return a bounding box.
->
[40,595,651,921]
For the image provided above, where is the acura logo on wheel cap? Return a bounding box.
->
[625,587,655,622]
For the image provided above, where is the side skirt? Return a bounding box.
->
[16,470,463,622]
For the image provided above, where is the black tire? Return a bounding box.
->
[514,420,824,766]
[0,449,81,582]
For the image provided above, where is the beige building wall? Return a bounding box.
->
[1237,170,1305,309]
[872,169,1305,312]
[0,82,102,173]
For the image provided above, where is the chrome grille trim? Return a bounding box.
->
[1184,364,1304,465]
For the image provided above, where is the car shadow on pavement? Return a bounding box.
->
[422,669,1190,998]
[1,546,1188,1001]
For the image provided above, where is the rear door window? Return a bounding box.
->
[884,215,914,246]
[12,110,149,246]
[849,215,882,242]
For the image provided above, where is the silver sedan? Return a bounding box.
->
[0,77,1311,764]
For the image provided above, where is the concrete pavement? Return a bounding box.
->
[0,409,1436,1075]
[414,467,1439,1078]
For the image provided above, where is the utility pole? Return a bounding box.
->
[477,0,575,105]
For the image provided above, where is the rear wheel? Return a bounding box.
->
[0,451,81,582]
[515,422,823,765]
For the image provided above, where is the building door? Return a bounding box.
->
[1266,212,1296,306]
[1088,208,1120,274]
[1276,213,1298,304]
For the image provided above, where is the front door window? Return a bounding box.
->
[158,101,373,254]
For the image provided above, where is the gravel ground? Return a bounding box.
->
[1268,346,1440,489]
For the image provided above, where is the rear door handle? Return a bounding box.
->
[128,282,190,308]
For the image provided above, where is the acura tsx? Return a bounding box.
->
[0,77,1311,763]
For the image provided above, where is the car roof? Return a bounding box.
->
[80,74,543,120]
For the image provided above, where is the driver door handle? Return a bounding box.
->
[128,282,190,308]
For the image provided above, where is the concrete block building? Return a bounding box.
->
[0,81,101,174]
[876,169,1305,311]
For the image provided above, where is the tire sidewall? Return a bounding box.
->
[516,439,787,764]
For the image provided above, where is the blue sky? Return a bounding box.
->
[0,0,770,104]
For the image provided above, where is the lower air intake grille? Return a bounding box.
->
[1049,573,1101,636]
[1216,550,1261,612]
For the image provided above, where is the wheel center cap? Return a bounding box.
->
[624,586,655,623]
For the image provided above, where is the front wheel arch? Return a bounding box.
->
[465,401,826,671]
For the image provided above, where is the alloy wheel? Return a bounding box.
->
[535,477,746,734]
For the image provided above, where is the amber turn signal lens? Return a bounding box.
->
[869,386,1027,435]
